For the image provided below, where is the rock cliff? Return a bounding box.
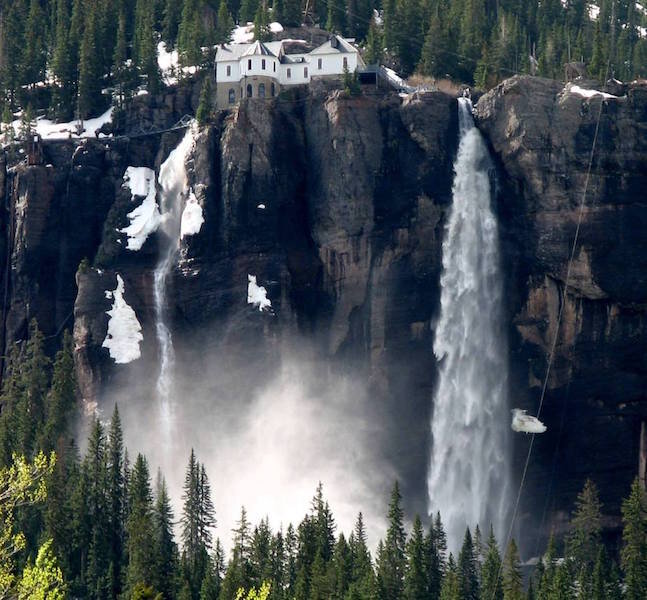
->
[1,76,646,551]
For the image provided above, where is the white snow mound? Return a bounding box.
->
[569,84,619,99]
[247,274,272,312]
[12,107,113,140]
[120,166,161,251]
[102,274,143,364]
[180,192,204,238]
[511,409,547,434]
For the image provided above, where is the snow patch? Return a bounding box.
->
[270,22,284,33]
[247,275,272,312]
[180,192,204,238]
[383,67,405,89]
[511,409,547,434]
[637,2,647,16]
[120,167,161,251]
[232,22,255,44]
[102,274,143,364]
[373,9,383,26]
[12,107,113,140]
[257,203,266,209]
[569,84,619,99]
[588,3,600,19]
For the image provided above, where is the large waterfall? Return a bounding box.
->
[427,98,510,550]
[154,127,195,428]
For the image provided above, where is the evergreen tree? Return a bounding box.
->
[551,562,574,600]
[178,0,205,66]
[254,0,271,42]
[376,482,406,600]
[163,0,184,46]
[78,9,104,119]
[106,406,125,599]
[364,16,383,65]
[457,527,479,600]
[125,454,157,595]
[22,0,47,86]
[216,0,235,44]
[566,479,602,573]
[403,515,426,600]
[154,471,178,599]
[281,0,302,27]
[240,0,261,23]
[439,554,460,600]
[113,12,137,109]
[480,525,503,600]
[196,78,213,125]
[621,477,647,600]
[502,538,523,600]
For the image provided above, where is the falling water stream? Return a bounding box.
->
[154,127,195,429]
[427,98,510,550]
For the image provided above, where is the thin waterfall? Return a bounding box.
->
[154,126,195,428]
[427,98,510,551]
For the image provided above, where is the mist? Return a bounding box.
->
[101,336,396,552]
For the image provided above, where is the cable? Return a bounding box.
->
[488,26,614,598]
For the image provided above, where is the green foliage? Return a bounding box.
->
[254,1,271,42]
[376,482,406,600]
[480,525,503,600]
[621,477,647,600]
[197,78,214,125]
[17,539,66,600]
[502,538,523,600]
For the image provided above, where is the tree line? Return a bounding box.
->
[0,321,647,599]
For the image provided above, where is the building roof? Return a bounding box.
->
[215,35,360,63]
[241,40,276,57]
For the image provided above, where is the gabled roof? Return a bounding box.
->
[309,35,358,56]
[241,40,276,57]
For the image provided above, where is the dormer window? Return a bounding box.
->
[248,59,252,70]
[262,59,266,70]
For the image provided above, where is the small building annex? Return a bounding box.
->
[214,35,364,108]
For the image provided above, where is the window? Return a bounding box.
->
[273,63,276,72]
[343,57,348,70]
[304,67,308,78]
[258,83,266,98]
[287,68,291,78]
[226,65,231,76]
[318,58,322,70]
[271,83,275,97]
[228,88,236,103]
[262,59,266,70]
[246,84,253,98]
[248,59,252,70]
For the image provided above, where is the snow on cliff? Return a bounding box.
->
[12,107,113,140]
[102,274,143,364]
[180,192,204,238]
[511,409,547,434]
[247,275,272,312]
[120,167,161,251]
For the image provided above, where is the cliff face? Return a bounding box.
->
[1,77,646,548]
[477,76,647,541]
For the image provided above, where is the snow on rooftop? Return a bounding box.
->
[180,192,204,239]
[247,275,272,312]
[120,166,161,251]
[511,409,547,434]
[569,84,619,99]
[232,22,255,44]
[102,274,143,364]
[12,107,113,140]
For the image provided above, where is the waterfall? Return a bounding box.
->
[154,126,195,427]
[427,98,510,551]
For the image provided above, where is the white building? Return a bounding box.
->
[214,35,364,107]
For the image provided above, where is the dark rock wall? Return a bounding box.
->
[1,77,646,549]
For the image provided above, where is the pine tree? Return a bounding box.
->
[502,538,523,600]
[403,515,426,600]
[348,512,375,598]
[376,482,406,600]
[136,0,162,94]
[163,0,184,46]
[439,554,460,600]
[566,479,602,573]
[621,477,647,600]
[178,0,205,66]
[551,562,574,600]
[216,0,234,44]
[332,533,352,599]
[78,9,104,119]
[457,528,479,600]
[41,331,76,453]
[197,77,213,125]
[364,16,383,65]
[106,406,125,599]
[125,454,157,595]
[480,525,502,600]
[240,0,260,23]
[113,12,137,109]
[282,0,302,27]
[254,0,271,42]
[154,471,178,599]
[22,0,47,86]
